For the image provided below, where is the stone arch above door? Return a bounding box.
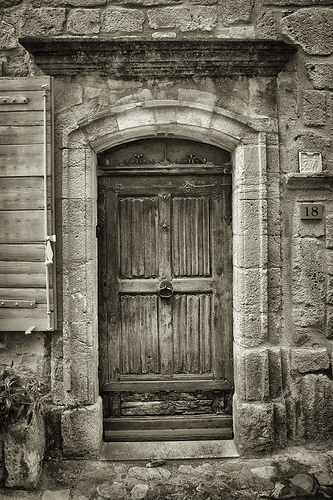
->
[60,100,281,456]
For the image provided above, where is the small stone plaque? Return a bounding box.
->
[299,152,322,173]
[300,203,323,220]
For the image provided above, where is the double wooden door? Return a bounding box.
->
[98,169,233,441]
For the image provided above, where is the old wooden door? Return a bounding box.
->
[98,139,233,441]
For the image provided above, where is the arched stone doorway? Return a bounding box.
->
[59,102,280,457]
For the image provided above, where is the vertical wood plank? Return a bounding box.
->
[106,186,120,381]
[98,179,109,387]
[158,193,173,375]
[172,198,180,277]
[211,186,226,381]
[202,197,210,276]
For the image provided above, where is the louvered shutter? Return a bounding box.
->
[0,76,56,332]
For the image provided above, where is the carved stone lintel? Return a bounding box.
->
[19,39,297,78]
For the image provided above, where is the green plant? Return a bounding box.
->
[0,367,47,431]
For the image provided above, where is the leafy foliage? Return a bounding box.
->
[0,367,47,431]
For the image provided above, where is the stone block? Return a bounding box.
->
[255,10,278,40]
[292,238,325,305]
[83,115,118,144]
[234,309,267,347]
[0,0,22,5]
[55,82,83,115]
[116,107,155,132]
[291,348,330,373]
[325,306,333,339]
[326,213,333,249]
[234,346,269,402]
[67,8,100,34]
[268,268,282,313]
[220,0,254,24]
[293,305,324,328]
[20,8,66,36]
[233,199,266,236]
[273,401,287,446]
[281,8,333,55]
[61,398,103,457]
[297,374,333,439]
[178,88,217,107]
[233,234,266,269]
[326,276,333,304]
[234,399,274,455]
[268,348,283,398]
[113,0,181,4]
[4,412,45,489]
[33,0,105,5]
[147,6,217,31]
[302,90,326,126]
[306,63,333,90]
[102,8,145,33]
[0,20,17,50]
[234,268,263,309]
[42,490,70,500]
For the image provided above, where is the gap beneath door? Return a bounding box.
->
[100,440,239,461]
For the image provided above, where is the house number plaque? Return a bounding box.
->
[300,203,323,220]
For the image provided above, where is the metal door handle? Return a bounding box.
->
[159,281,173,298]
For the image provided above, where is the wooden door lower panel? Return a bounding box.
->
[102,389,233,441]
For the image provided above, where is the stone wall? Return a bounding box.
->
[0,0,332,466]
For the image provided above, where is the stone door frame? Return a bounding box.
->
[58,101,282,457]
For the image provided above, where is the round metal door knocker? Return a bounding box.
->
[159,280,173,298]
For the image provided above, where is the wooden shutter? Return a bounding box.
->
[0,76,56,332]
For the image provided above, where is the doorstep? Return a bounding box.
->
[99,440,240,461]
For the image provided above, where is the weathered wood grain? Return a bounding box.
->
[102,380,232,392]
[0,145,45,176]
[0,211,45,243]
[0,177,47,210]
[104,415,233,430]
[0,244,44,261]
[104,427,232,441]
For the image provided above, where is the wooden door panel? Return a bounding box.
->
[173,293,212,374]
[119,197,158,278]
[172,197,211,277]
[120,294,159,375]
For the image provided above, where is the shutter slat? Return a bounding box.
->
[0,126,45,145]
[0,178,46,210]
[0,288,52,303]
[0,308,51,331]
[0,76,56,331]
[0,211,45,243]
[0,244,45,261]
[0,145,44,176]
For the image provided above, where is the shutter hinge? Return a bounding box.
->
[0,300,36,308]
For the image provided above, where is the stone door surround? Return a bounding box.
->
[59,100,282,457]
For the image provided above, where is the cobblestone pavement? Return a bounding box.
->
[0,441,332,500]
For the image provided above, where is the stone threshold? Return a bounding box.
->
[99,440,240,461]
